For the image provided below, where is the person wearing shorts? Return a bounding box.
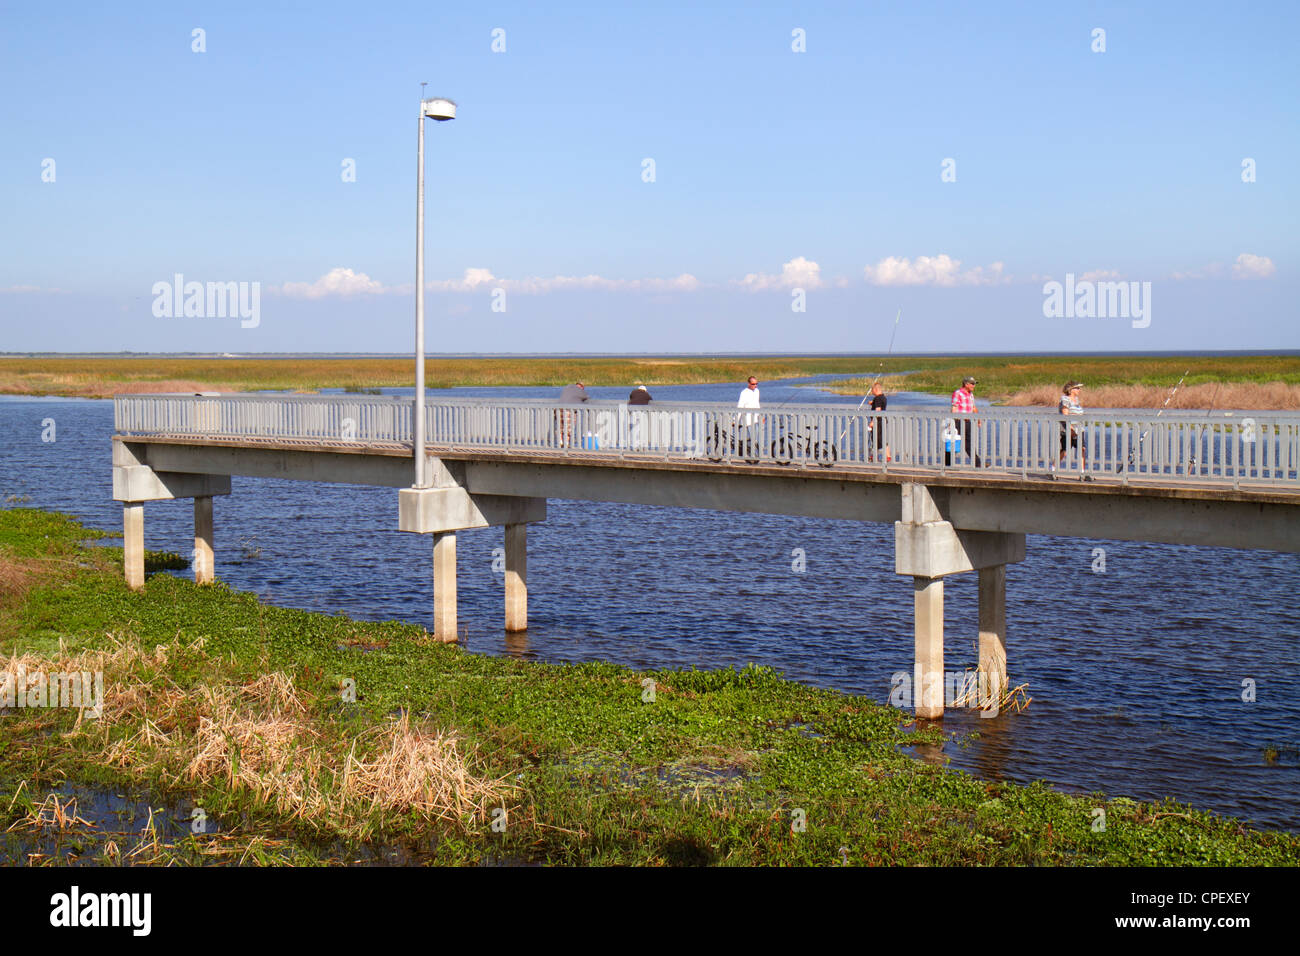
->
[1052,381,1091,481]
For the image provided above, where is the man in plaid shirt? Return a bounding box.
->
[946,375,983,467]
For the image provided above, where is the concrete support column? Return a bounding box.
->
[432,531,458,642]
[193,495,214,585]
[123,503,145,591]
[913,575,944,718]
[978,564,1007,708]
[504,522,527,633]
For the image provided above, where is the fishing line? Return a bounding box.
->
[1118,368,1189,474]
[835,308,903,446]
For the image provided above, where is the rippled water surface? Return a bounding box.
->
[2,382,1297,829]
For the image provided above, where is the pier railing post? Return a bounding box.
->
[194,495,215,585]
[124,503,145,591]
[504,522,527,632]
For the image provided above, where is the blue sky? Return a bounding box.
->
[1,0,1295,353]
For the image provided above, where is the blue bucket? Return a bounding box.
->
[581,433,600,450]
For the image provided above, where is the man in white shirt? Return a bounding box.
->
[737,376,760,425]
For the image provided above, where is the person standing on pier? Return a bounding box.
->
[556,382,589,447]
[868,381,890,462]
[629,383,652,405]
[1052,381,1092,481]
[947,375,983,467]
[734,375,762,457]
[737,376,760,421]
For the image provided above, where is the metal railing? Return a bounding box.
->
[114,394,1300,488]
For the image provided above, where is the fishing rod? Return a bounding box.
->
[837,308,903,446]
[1117,368,1189,474]
[852,307,903,414]
[1188,378,1225,470]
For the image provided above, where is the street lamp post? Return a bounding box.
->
[414,94,456,487]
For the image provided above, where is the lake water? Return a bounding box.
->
[2,379,1297,830]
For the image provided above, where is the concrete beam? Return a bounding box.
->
[127,441,413,488]
[113,465,231,503]
[902,483,949,524]
[463,460,899,522]
[894,520,1026,577]
[945,486,1300,553]
[398,486,546,534]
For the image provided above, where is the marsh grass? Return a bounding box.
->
[1,507,1297,866]
[0,356,886,398]
[828,354,1300,407]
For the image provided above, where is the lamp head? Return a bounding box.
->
[422,97,456,121]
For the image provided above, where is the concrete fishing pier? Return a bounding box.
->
[112,393,1300,717]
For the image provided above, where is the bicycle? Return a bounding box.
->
[770,423,837,467]
[705,420,762,464]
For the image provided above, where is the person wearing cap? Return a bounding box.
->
[947,375,982,467]
[1052,381,1092,480]
[628,382,652,406]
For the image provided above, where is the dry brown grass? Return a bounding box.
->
[9,792,96,832]
[36,633,514,834]
[0,555,41,607]
[1003,381,1300,410]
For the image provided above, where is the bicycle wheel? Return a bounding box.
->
[705,426,724,463]
[814,442,837,467]
[771,437,793,465]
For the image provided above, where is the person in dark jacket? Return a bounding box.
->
[868,381,890,461]
[628,383,652,405]
[559,382,589,404]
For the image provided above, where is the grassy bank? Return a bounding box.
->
[4,354,1298,409]
[2,507,1296,866]
[0,356,884,398]
[827,355,1300,408]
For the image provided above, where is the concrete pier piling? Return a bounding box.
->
[504,522,528,632]
[432,531,457,642]
[978,564,1007,707]
[194,495,214,585]
[398,458,546,642]
[912,576,945,719]
[896,483,1025,717]
[123,503,145,591]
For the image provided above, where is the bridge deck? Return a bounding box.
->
[115,433,1300,506]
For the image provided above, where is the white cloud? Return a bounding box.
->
[481,272,701,294]
[277,267,701,298]
[1170,254,1275,281]
[1231,253,1275,280]
[863,254,1008,287]
[1079,269,1121,282]
[278,267,386,299]
[735,256,823,291]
